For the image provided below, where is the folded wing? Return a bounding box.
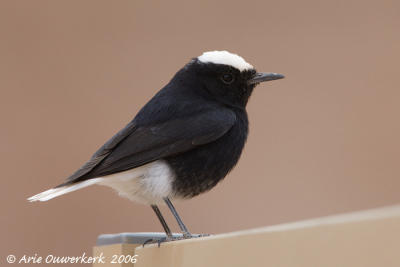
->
[61,108,236,185]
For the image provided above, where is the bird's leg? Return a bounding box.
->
[151,205,173,239]
[164,197,192,238]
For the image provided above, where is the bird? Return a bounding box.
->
[28,50,284,240]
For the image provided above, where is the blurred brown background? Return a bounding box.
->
[1,0,399,263]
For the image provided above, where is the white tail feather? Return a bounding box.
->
[27,178,103,202]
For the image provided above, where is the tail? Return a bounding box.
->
[27,178,103,202]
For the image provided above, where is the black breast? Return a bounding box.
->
[166,109,249,198]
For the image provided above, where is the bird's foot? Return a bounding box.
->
[142,237,167,247]
[142,236,181,247]
[142,233,211,247]
[182,233,211,239]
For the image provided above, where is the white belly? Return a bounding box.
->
[98,160,176,204]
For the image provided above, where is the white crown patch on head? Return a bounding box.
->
[197,50,254,72]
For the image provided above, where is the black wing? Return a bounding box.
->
[62,108,236,185]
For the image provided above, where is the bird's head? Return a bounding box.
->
[178,50,284,108]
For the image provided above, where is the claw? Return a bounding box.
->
[142,238,155,247]
[141,233,212,247]
[142,236,175,247]
[142,237,167,247]
[183,233,211,239]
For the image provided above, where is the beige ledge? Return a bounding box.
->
[94,204,400,267]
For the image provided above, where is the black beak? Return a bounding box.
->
[248,72,285,85]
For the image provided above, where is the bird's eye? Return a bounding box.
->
[221,74,234,84]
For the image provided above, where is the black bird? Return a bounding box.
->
[28,51,284,239]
